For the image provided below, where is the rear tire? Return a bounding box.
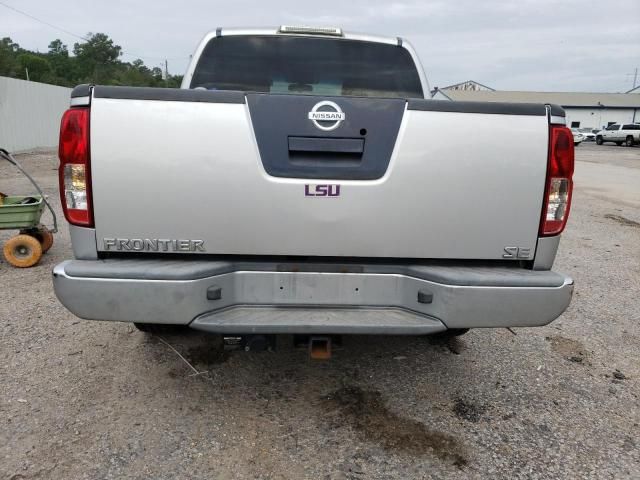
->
[445,328,470,337]
[3,234,43,268]
[432,328,470,339]
[616,142,623,146]
[626,136,635,147]
[133,323,187,334]
[596,136,603,145]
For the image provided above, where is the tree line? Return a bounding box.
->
[0,33,183,88]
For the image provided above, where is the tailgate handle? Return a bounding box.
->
[288,137,364,154]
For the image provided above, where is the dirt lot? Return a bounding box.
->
[1,143,639,479]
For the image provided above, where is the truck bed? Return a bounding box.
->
[86,86,551,261]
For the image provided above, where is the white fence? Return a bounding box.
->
[0,76,71,152]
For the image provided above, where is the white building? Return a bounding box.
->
[433,80,495,92]
[432,83,640,130]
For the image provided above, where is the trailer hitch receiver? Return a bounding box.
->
[309,336,332,360]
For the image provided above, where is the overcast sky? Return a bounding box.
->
[2,0,639,92]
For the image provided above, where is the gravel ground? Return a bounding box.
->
[1,143,639,479]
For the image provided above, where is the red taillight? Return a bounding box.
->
[58,107,93,227]
[540,125,574,236]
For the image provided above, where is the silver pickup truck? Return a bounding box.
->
[53,26,574,346]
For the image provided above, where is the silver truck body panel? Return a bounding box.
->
[192,308,446,335]
[69,225,98,260]
[532,235,560,270]
[89,98,549,260]
[53,259,573,333]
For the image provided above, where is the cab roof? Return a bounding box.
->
[213,26,402,47]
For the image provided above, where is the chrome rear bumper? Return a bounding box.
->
[53,259,573,334]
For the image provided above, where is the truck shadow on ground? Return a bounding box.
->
[140,331,482,469]
[321,384,468,467]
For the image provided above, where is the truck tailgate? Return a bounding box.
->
[89,89,549,260]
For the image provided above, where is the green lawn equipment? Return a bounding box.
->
[0,149,58,268]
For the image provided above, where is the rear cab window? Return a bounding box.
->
[190,35,424,99]
[622,124,640,130]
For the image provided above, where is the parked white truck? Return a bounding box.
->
[595,123,640,147]
[53,27,574,351]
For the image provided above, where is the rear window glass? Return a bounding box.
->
[190,36,424,99]
[623,124,640,130]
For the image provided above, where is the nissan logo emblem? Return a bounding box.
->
[308,101,346,131]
